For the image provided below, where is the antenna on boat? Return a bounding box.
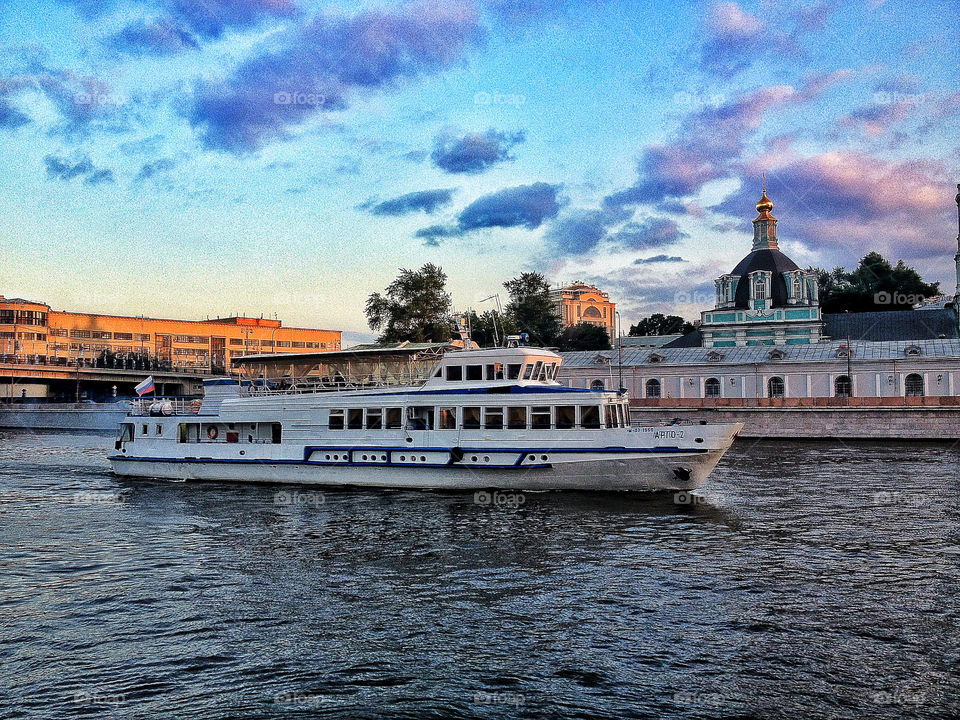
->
[478,294,503,346]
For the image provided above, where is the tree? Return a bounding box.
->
[503,272,561,346]
[464,309,516,348]
[813,252,940,313]
[558,323,611,351]
[629,313,694,336]
[365,263,454,343]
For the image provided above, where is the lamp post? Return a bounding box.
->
[615,311,624,394]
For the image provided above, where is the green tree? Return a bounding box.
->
[464,309,515,348]
[365,263,455,343]
[814,252,940,313]
[503,272,561,346]
[628,313,694,336]
[558,323,612,351]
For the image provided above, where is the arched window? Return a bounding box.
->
[905,373,924,396]
[590,379,605,391]
[834,375,852,398]
[768,376,785,398]
[704,377,721,398]
[645,379,661,398]
[793,277,802,300]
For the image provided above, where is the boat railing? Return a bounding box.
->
[239,375,432,396]
[129,398,200,416]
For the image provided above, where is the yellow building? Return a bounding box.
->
[0,295,341,372]
[550,282,616,342]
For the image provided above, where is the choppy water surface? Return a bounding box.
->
[1,431,958,719]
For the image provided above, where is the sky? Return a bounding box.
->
[0,0,958,340]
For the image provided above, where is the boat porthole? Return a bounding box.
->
[541,455,548,461]
[362,454,368,460]
[406,437,413,443]
[471,456,478,462]
[239,450,245,455]
[483,456,490,462]
[400,455,406,461]
[325,454,330,460]
[695,438,704,443]
[528,454,535,461]
[420,456,426,462]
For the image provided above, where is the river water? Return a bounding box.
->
[1,430,958,719]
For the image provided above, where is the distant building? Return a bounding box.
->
[558,182,960,404]
[551,281,616,342]
[0,296,341,374]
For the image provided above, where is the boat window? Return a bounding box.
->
[522,365,534,380]
[366,408,383,430]
[436,407,457,430]
[329,409,345,430]
[531,406,551,429]
[385,408,402,429]
[604,405,616,428]
[555,405,575,429]
[507,364,522,380]
[462,406,481,429]
[119,423,135,442]
[271,423,282,444]
[532,361,544,381]
[433,367,442,378]
[155,424,163,436]
[484,407,504,430]
[486,363,504,380]
[466,365,483,381]
[177,423,190,443]
[617,404,627,427]
[348,408,363,430]
[446,365,463,381]
[544,363,557,381]
[406,406,433,430]
[141,424,149,435]
[507,406,527,429]
[580,406,601,429]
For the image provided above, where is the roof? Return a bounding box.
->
[560,337,960,368]
[232,342,452,365]
[823,309,959,342]
[730,249,800,308]
[620,335,683,348]
[663,330,703,348]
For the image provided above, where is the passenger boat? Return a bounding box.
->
[108,343,741,491]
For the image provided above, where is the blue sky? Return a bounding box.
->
[0,0,958,338]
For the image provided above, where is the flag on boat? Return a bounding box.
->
[134,376,155,396]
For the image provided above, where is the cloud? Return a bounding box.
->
[0,99,29,128]
[839,101,911,137]
[431,128,525,173]
[107,0,298,56]
[612,217,689,250]
[135,158,177,181]
[457,182,562,231]
[711,152,956,262]
[186,1,483,152]
[634,254,686,264]
[43,154,114,184]
[366,188,454,216]
[543,210,608,256]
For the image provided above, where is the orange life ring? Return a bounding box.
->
[190,400,202,414]
[207,426,219,440]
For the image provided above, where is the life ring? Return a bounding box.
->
[207,426,219,440]
[190,400,202,414]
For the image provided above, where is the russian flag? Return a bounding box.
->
[134,376,155,396]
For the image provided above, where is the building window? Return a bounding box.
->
[905,373,924,396]
[754,276,767,299]
[834,375,852,398]
[590,379,605,391]
[645,379,661,398]
[704,378,721,398]
[768,376,785,398]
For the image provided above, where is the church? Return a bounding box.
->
[558,183,960,412]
